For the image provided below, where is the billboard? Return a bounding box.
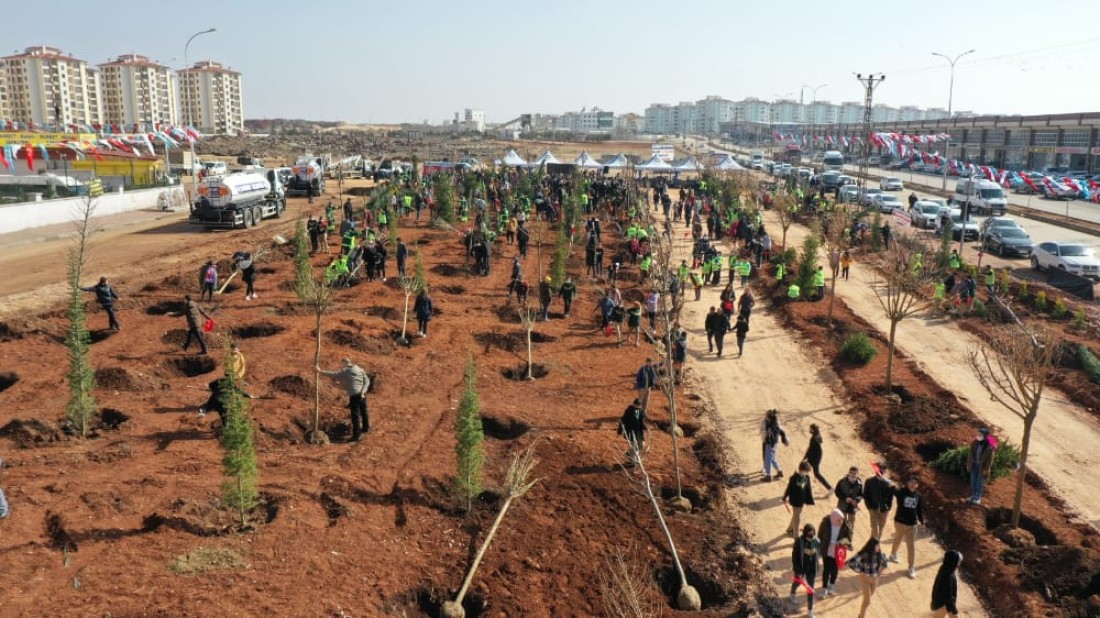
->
[0,131,96,145]
[652,143,676,162]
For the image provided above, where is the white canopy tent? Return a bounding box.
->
[635,154,673,172]
[573,151,603,169]
[529,150,562,167]
[713,155,745,171]
[603,153,630,169]
[674,157,703,172]
[501,149,528,167]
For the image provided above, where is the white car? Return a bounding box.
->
[911,201,945,229]
[877,194,903,213]
[1031,242,1100,280]
[880,176,904,191]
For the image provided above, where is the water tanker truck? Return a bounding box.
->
[286,155,325,197]
[189,171,286,229]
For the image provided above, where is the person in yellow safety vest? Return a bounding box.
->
[342,228,357,255]
[912,252,924,274]
[728,254,739,283]
[626,224,639,240]
[949,250,961,270]
[402,193,413,214]
[755,212,763,227]
[377,208,388,227]
[699,180,707,193]
[701,257,713,280]
[776,262,785,282]
[709,254,723,285]
[326,255,349,286]
[691,270,705,301]
[678,260,691,283]
[787,282,801,299]
[983,266,996,294]
[580,192,589,211]
[639,253,653,280]
[813,265,826,300]
[738,258,752,287]
[637,226,649,241]
[934,281,946,301]
[459,197,469,222]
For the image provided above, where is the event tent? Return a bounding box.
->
[573,151,603,169]
[674,157,703,171]
[529,150,561,167]
[603,153,630,169]
[635,154,673,172]
[713,155,745,171]
[501,149,527,167]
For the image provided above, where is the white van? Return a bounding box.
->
[954,179,1007,216]
[822,150,845,172]
[750,151,765,170]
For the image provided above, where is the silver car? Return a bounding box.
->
[880,176,904,191]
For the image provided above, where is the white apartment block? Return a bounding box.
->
[696,95,735,133]
[99,54,177,126]
[464,108,485,132]
[559,107,614,133]
[179,60,244,135]
[0,70,9,119]
[871,104,900,124]
[770,99,804,124]
[1,46,102,126]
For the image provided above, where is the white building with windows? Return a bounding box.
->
[98,54,177,126]
[178,60,244,135]
[559,107,614,133]
[696,95,735,133]
[770,99,804,124]
[0,45,102,126]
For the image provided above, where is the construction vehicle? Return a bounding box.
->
[190,171,286,229]
[286,155,325,197]
[326,155,364,180]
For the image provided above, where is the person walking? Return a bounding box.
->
[834,466,864,535]
[931,550,963,618]
[317,358,371,441]
[761,409,788,482]
[644,289,659,331]
[734,314,749,357]
[738,256,752,287]
[414,285,433,338]
[618,398,648,458]
[558,277,577,317]
[626,302,643,346]
[863,463,894,540]
[841,251,852,281]
[395,238,409,278]
[888,474,925,579]
[235,251,258,300]
[538,277,553,321]
[81,276,121,331]
[813,265,826,301]
[804,424,833,492]
[790,524,820,617]
[848,537,890,618]
[737,288,755,323]
[634,358,658,409]
[965,427,995,504]
[712,308,730,357]
[199,260,218,301]
[782,460,816,537]
[182,295,211,355]
[307,216,320,254]
[817,509,852,598]
[704,306,720,353]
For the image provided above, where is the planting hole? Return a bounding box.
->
[0,372,19,392]
[501,363,549,380]
[481,416,532,440]
[145,300,186,316]
[231,322,285,339]
[167,356,216,378]
[100,408,130,430]
[439,285,466,295]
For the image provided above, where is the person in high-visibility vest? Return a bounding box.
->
[787,283,801,299]
[691,270,705,301]
[739,258,752,287]
[728,254,739,284]
[813,266,826,300]
[639,253,653,281]
[775,262,785,283]
[949,250,961,270]
[983,266,996,295]
[912,252,924,274]
[710,254,723,286]
[626,224,639,240]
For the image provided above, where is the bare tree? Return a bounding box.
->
[518,306,537,380]
[597,545,661,618]
[820,210,850,326]
[867,243,935,393]
[299,275,333,444]
[773,191,797,250]
[442,445,541,618]
[397,273,421,343]
[967,326,1055,529]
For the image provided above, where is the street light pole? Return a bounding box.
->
[932,49,974,191]
[802,83,826,153]
[182,27,216,187]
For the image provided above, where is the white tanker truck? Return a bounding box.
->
[189,170,286,229]
[286,155,325,197]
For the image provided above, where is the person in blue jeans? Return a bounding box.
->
[965,427,995,504]
[760,409,789,482]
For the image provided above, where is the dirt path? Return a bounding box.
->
[779,219,1100,531]
[676,235,985,616]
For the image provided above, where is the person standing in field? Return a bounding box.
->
[966,427,995,504]
[199,260,218,301]
[734,314,749,357]
[81,276,121,331]
[414,286,433,338]
[181,295,211,355]
[790,524,820,617]
[834,466,864,535]
[618,398,648,457]
[761,409,788,482]
[862,463,894,540]
[317,357,371,442]
[558,277,577,317]
[817,509,852,598]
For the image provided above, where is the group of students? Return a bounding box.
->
[761,410,963,617]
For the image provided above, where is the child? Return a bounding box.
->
[782,460,815,537]
[848,537,890,618]
[790,524,820,617]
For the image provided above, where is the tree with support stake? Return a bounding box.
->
[868,243,935,394]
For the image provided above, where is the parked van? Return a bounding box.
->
[750,151,765,170]
[954,179,1008,216]
[0,173,86,202]
[822,150,845,172]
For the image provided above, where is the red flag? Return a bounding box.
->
[1022,175,1039,192]
[203,318,215,333]
[0,147,9,170]
[870,462,883,476]
[790,575,815,595]
[23,144,35,171]
[836,545,848,569]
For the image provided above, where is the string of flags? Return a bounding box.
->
[0,122,203,171]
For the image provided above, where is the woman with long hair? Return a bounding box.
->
[847,536,890,618]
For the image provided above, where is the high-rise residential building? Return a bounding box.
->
[1,45,102,126]
[0,70,9,119]
[770,99,804,124]
[837,101,865,124]
[559,107,614,133]
[734,98,771,124]
[178,60,243,134]
[98,54,177,126]
[871,104,900,124]
[806,101,838,126]
[696,95,735,134]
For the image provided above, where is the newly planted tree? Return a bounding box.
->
[298,273,333,443]
[66,194,98,438]
[434,173,456,224]
[442,445,540,618]
[821,210,849,325]
[220,353,259,529]
[597,545,661,618]
[454,355,485,513]
[293,220,312,294]
[773,192,797,250]
[794,232,821,296]
[518,306,538,380]
[868,244,935,393]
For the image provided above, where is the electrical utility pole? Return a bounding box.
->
[855,73,886,194]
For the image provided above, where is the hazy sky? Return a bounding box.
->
[9,0,1100,124]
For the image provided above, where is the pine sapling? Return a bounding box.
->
[219,356,259,529]
[453,355,485,513]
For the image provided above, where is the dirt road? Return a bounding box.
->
[676,234,985,616]
[780,218,1100,531]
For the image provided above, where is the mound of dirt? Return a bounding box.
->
[0,418,63,447]
[887,397,960,434]
[269,375,311,399]
[430,264,463,277]
[474,331,524,353]
[1002,545,1100,606]
[95,367,140,392]
[161,329,189,346]
[325,329,392,356]
[501,363,549,380]
[364,306,400,321]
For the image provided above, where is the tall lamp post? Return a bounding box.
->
[932,49,974,191]
[802,83,827,153]
[183,28,216,186]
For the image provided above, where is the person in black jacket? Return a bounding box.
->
[234,251,257,300]
[862,464,895,540]
[889,475,925,579]
[803,424,832,491]
[414,286,433,338]
[782,460,816,537]
[790,524,820,615]
[618,398,647,457]
[395,238,409,278]
[710,308,730,356]
[734,314,749,356]
[931,549,962,617]
[81,276,121,331]
[704,307,720,353]
[834,466,864,534]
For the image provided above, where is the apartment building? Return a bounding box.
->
[178,60,244,135]
[98,54,177,126]
[1,45,102,126]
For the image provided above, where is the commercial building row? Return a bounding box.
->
[0,46,244,135]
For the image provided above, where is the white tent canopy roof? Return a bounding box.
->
[529,150,562,167]
[713,155,745,171]
[636,154,673,171]
[603,153,630,168]
[501,149,527,167]
[674,157,703,171]
[573,150,603,168]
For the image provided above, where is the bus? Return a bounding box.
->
[822,150,845,172]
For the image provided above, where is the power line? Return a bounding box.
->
[886,36,1100,76]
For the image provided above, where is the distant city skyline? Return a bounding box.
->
[4,0,1100,125]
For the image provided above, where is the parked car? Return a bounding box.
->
[983,227,1033,257]
[1039,180,1077,201]
[1030,242,1100,279]
[880,176,904,191]
[979,216,1023,238]
[911,201,945,229]
[839,185,860,203]
[820,171,843,189]
[877,194,903,213]
[948,213,980,241]
[860,188,883,206]
[837,174,855,187]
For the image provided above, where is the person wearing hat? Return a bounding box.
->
[538,276,554,321]
[317,358,371,441]
[558,277,577,318]
[965,427,996,504]
[817,508,853,597]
